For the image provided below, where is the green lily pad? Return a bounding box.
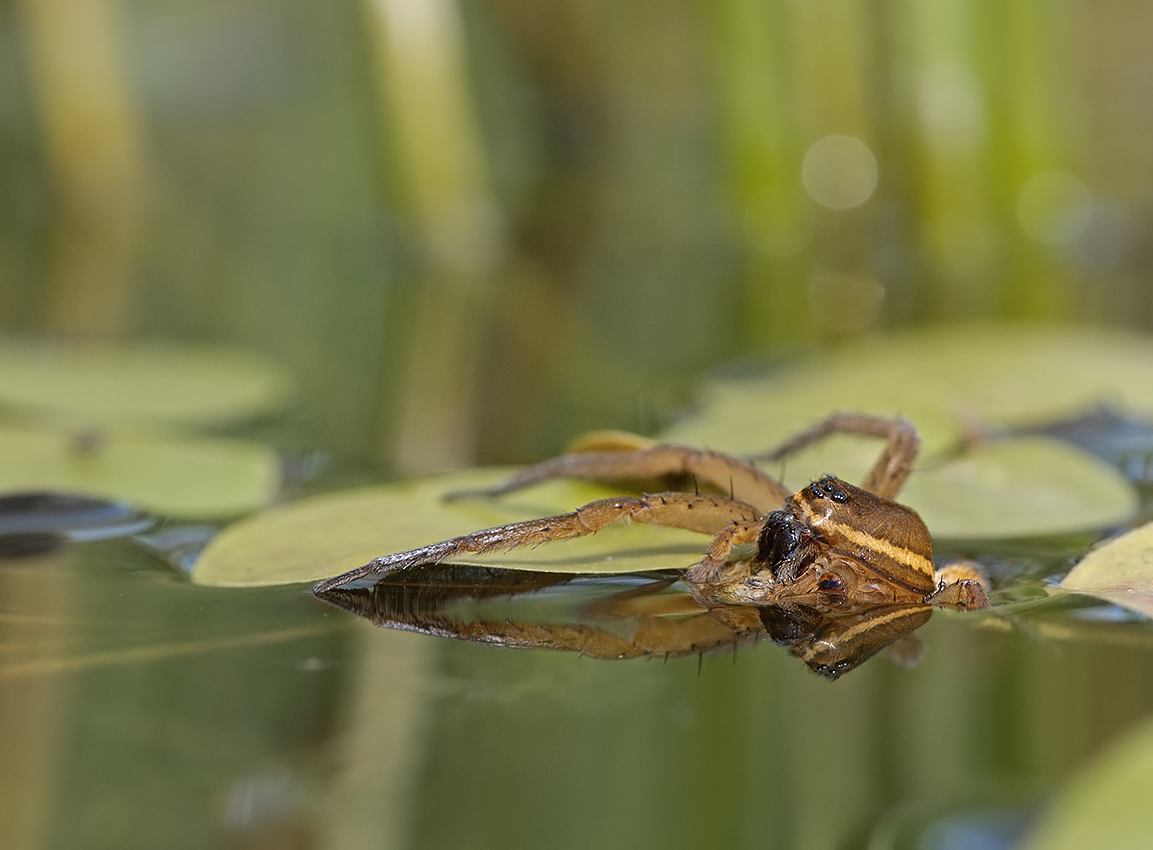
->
[192,469,710,587]
[1060,520,1153,617]
[666,367,962,457]
[0,423,279,519]
[0,340,294,427]
[682,326,1153,445]
[903,438,1136,541]
[1022,715,1153,850]
[663,325,1145,539]
[901,325,1153,423]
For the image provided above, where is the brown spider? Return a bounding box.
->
[311,413,989,612]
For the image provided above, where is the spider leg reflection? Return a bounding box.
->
[314,563,936,679]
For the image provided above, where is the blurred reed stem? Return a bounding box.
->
[990,0,1079,320]
[17,0,144,341]
[363,0,503,474]
[711,0,814,350]
[0,554,78,850]
[714,0,1085,347]
[319,629,432,850]
[904,0,1002,320]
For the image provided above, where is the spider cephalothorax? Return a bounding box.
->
[781,475,937,597]
[700,473,949,608]
[790,476,935,589]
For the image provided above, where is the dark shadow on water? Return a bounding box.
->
[0,491,153,560]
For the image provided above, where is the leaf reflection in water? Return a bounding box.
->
[314,564,934,679]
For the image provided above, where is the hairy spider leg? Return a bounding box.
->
[447,444,791,514]
[526,606,759,659]
[311,492,760,594]
[686,518,763,584]
[925,579,989,610]
[320,564,766,659]
[927,560,990,610]
[751,413,922,500]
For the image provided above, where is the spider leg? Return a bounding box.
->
[934,560,988,588]
[925,580,989,610]
[386,607,758,660]
[312,492,760,594]
[685,518,764,585]
[319,567,762,658]
[751,412,922,499]
[926,560,990,610]
[447,444,790,514]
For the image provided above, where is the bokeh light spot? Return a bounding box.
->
[801,135,878,210]
[918,64,986,155]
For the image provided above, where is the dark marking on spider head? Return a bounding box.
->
[755,510,820,583]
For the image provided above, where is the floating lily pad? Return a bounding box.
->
[1060,520,1153,617]
[903,438,1136,541]
[192,469,710,587]
[663,325,1145,539]
[0,424,279,519]
[906,325,1153,423]
[683,326,1153,446]
[0,340,294,427]
[666,367,962,457]
[1023,715,1153,850]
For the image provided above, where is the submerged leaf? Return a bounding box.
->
[0,623,345,681]
[192,469,709,587]
[1061,521,1153,617]
[0,340,293,427]
[0,424,279,519]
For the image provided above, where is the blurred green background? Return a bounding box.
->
[5,0,1150,472]
[5,2,1153,849]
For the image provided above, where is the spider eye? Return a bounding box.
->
[818,574,845,592]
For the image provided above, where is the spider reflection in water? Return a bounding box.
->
[318,564,949,678]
